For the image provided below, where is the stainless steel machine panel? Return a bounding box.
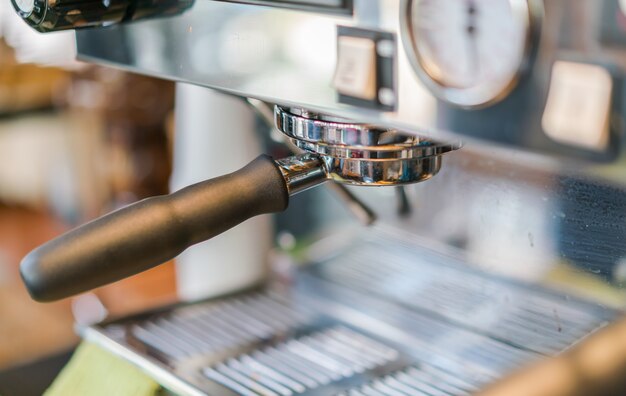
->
[74,0,625,161]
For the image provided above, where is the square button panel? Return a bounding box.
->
[542,61,613,151]
[334,36,378,101]
[334,26,396,111]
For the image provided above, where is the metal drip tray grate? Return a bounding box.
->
[314,232,612,356]
[202,326,400,395]
[125,292,318,362]
[84,231,616,395]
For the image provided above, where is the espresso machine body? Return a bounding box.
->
[12,0,626,395]
[73,0,624,160]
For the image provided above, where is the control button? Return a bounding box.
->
[542,61,613,152]
[333,36,378,100]
[334,26,396,111]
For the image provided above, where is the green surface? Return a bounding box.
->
[45,342,161,396]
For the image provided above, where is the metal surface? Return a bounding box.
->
[275,107,461,158]
[276,154,329,194]
[311,227,612,356]
[12,0,193,32]
[206,0,353,14]
[316,154,443,186]
[74,0,625,161]
[83,227,616,396]
[275,106,460,185]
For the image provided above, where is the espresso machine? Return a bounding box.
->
[11,0,626,395]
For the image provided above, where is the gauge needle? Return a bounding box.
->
[466,0,480,85]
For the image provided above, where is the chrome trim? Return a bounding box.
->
[278,111,423,148]
[13,0,194,32]
[275,106,458,185]
[275,106,462,159]
[275,154,330,194]
[291,139,457,159]
[212,0,353,15]
[319,154,442,185]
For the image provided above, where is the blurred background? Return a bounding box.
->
[0,0,179,383]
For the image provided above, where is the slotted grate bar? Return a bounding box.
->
[320,242,609,355]
[337,364,480,396]
[202,326,400,395]
[130,292,317,361]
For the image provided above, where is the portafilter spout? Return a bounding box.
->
[20,106,461,302]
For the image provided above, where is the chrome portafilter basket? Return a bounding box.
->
[274,106,461,186]
[19,106,461,302]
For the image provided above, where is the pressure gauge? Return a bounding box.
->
[402,0,541,107]
[13,0,34,14]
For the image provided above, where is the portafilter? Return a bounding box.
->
[20,106,461,301]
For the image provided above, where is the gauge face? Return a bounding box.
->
[14,0,35,14]
[406,0,536,107]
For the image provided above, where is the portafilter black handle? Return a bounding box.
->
[20,155,290,302]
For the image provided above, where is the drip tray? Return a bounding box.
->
[83,231,616,395]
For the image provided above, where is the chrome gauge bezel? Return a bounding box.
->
[11,0,46,26]
[400,0,543,108]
